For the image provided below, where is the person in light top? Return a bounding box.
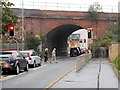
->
[50,48,58,63]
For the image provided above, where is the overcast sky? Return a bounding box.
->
[11,0,120,12]
[43,0,119,6]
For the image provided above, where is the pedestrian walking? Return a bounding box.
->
[44,48,48,63]
[50,48,58,63]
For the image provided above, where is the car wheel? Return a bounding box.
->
[24,63,29,71]
[38,63,41,66]
[70,54,73,57]
[15,65,20,74]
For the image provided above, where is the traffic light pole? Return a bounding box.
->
[12,37,19,50]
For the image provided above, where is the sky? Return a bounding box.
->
[43,0,119,5]
[11,0,120,13]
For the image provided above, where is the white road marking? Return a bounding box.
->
[30,65,47,71]
[0,65,47,81]
[0,75,17,81]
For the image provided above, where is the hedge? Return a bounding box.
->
[113,55,120,71]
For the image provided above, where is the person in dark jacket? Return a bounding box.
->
[44,48,48,62]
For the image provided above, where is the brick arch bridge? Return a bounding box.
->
[14,9,118,56]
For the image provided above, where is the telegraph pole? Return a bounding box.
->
[22,0,24,50]
[0,0,2,49]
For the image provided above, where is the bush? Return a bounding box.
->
[39,51,44,60]
[24,34,40,51]
[113,55,120,71]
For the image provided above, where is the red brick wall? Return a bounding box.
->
[18,10,117,38]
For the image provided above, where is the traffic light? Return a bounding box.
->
[88,30,92,38]
[8,25,14,36]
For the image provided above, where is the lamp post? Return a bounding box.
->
[0,0,2,47]
[22,0,24,50]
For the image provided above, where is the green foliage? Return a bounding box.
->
[24,33,46,53]
[1,0,18,35]
[87,2,102,21]
[24,34,40,51]
[113,55,120,71]
[108,17,120,42]
[90,31,112,48]
[118,17,120,42]
[102,31,112,40]
[39,51,44,59]
[90,39,111,48]
[39,33,45,42]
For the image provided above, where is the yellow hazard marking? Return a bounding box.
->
[43,66,76,90]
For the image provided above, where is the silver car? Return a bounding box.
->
[20,50,41,68]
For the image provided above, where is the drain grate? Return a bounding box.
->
[64,80,75,82]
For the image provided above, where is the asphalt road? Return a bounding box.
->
[0,57,76,89]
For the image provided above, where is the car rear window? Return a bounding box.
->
[0,52,12,58]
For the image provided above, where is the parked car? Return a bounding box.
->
[70,47,81,57]
[20,50,41,68]
[0,50,29,74]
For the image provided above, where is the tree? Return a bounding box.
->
[118,17,120,42]
[87,2,102,21]
[1,0,18,35]
[24,33,40,51]
[39,33,45,43]
[37,33,45,58]
[87,2,102,40]
[108,17,120,42]
[90,31,113,48]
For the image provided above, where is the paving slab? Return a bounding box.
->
[99,59,118,88]
[51,58,118,88]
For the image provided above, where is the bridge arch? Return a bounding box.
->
[44,24,83,56]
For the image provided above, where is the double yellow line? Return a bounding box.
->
[43,66,76,90]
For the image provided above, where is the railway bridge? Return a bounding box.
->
[14,9,118,55]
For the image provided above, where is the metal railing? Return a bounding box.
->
[76,52,92,72]
[11,0,118,13]
[1,43,23,50]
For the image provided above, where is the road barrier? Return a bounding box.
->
[76,52,92,72]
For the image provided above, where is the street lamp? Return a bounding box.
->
[22,0,24,50]
[0,1,2,39]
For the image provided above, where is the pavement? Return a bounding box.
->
[51,58,118,88]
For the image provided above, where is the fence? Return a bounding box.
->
[1,43,33,50]
[1,43,42,53]
[1,43,24,50]
[109,42,120,62]
[76,52,92,72]
[11,0,118,13]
